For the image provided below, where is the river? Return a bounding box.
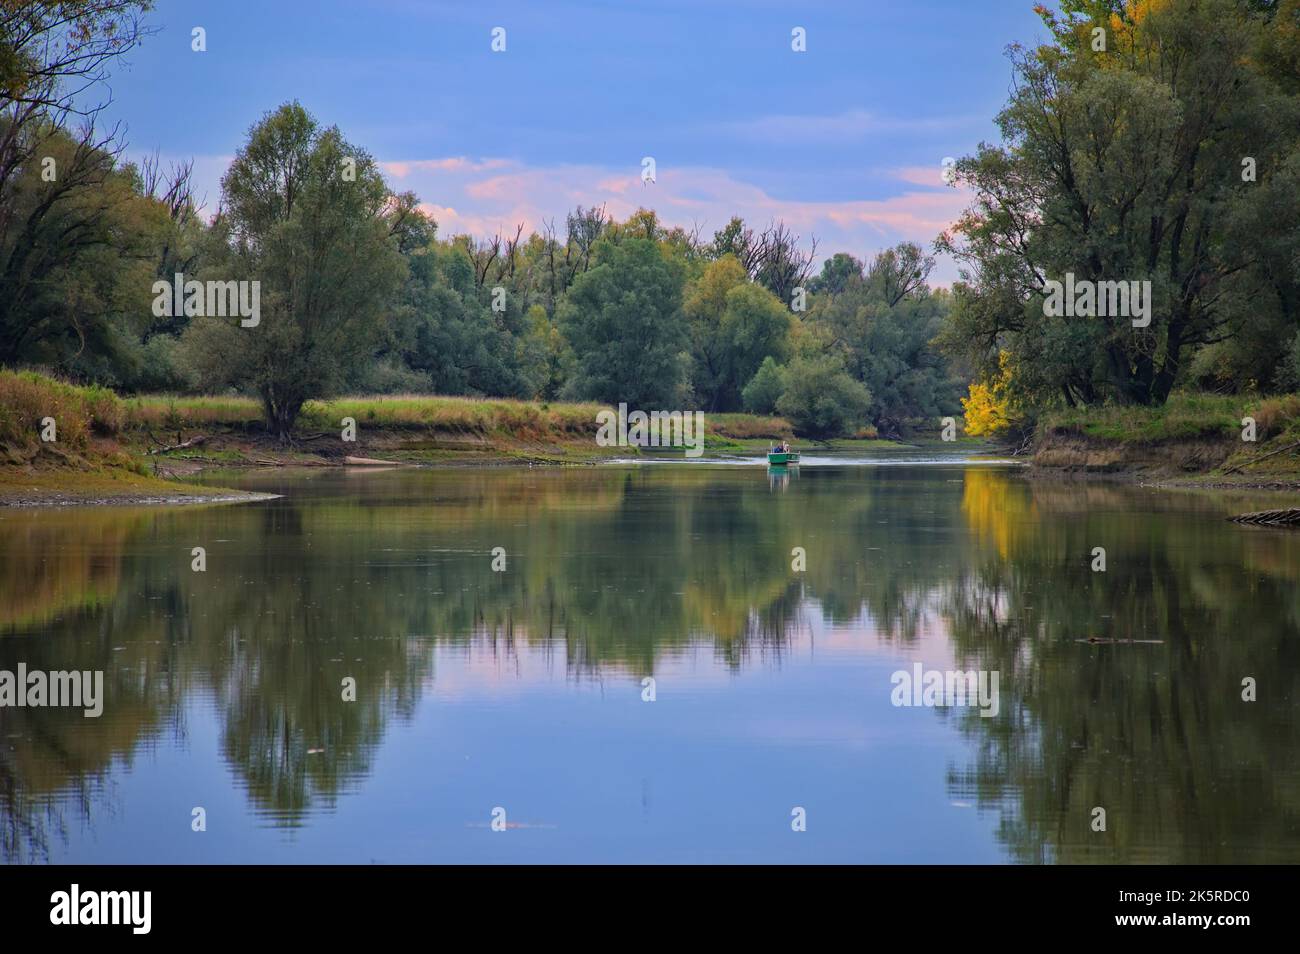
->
[1,455,1297,862]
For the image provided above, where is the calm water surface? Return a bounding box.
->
[2,456,1298,863]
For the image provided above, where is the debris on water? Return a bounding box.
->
[1230,507,1300,527]
[1077,636,1164,644]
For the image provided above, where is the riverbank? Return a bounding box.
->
[0,371,277,507]
[117,393,810,467]
[0,467,277,507]
[1030,393,1300,490]
[3,372,908,505]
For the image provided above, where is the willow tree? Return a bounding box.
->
[179,102,413,437]
[938,0,1300,407]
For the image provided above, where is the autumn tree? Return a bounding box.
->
[939,0,1300,407]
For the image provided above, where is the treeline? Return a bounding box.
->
[0,2,962,440]
[13,1,1286,444]
[941,0,1300,432]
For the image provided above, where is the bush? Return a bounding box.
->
[961,352,1017,437]
[775,356,872,439]
[742,356,788,414]
[1253,394,1300,438]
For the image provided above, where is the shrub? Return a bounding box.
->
[774,356,872,439]
[742,356,788,414]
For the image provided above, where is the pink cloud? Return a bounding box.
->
[393,157,973,281]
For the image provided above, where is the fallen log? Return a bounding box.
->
[343,455,402,466]
[1230,507,1300,526]
[1221,439,1300,474]
[149,435,207,455]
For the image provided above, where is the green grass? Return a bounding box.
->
[1036,391,1300,479]
[1040,393,1257,443]
[0,369,125,456]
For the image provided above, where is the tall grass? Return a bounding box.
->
[3,371,797,448]
[0,370,124,456]
[121,392,794,440]
[1041,393,1265,442]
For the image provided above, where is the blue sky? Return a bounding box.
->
[102,0,1052,282]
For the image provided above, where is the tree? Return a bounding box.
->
[1,0,153,207]
[742,356,787,414]
[177,102,408,437]
[0,122,160,372]
[775,355,872,439]
[809,245,962,435]
[558,236,689,408]
[961,352,1017,437]
[390,240,539,398]
[808,252,863,296]
[685,255,748,409]
[865,243,933,307]
[0,0,157,371]
[716,282,793,410]
[939,0,1300,408]
[706,216,817,308]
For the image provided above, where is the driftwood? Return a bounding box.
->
[1230,507,1300,527]
[149,435,206,455]
[1075,636,1164,644]
[343,455,401,467]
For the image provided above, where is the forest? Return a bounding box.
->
[2,0,1299,441]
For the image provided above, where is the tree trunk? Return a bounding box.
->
[261,391,303,442]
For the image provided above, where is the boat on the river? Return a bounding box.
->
[767,451,800,464]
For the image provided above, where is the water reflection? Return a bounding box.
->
[1,465,1297,862]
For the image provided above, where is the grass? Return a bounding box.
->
[1040,393,1258,443]
[0,369,124,458]
[0,463,248,504]
[1034,390,1300,482]
[121,392,799,446]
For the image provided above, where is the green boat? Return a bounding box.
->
[767,451,800,464]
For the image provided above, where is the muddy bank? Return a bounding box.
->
[0,466,277,508]
[1030,430,1300,490]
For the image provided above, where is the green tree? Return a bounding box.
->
[810,245,961,435]
[939,0,1300,407]
[0,123,160,373]
[684,255,746,408]
[716,282,793,410]
[558,236,688,408]
[775,355,872,439]
[742,356,788,414]
[808,252,863,296]
[177,102,409,437]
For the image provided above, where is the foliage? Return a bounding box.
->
[962,352,1018,437]
[742,356,788,414]
[774,355,872,439]
[807,244,963,435]
[939,0,1300,409]
[176,103,411,437]
[558,236,689,408]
